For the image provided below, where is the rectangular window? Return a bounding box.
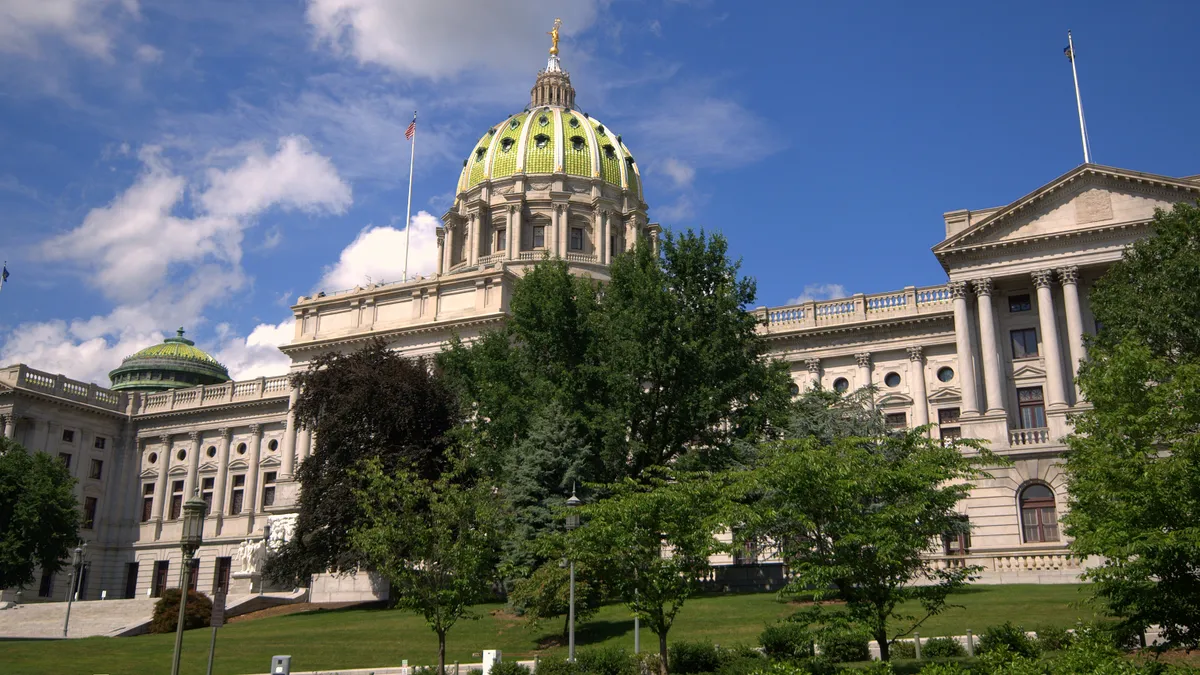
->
[610,234,617,255]
[1009,294,1032,312]
[885,412,907,429]
[496,228,506,252]
[141,483,155,522]
[83,496,98,529]
[1010,327,1039,358]
[532,225,545,248]
[214,557,232,594]
[943,515,971,555]
[124,562,139,599]
[62,429,75,443]
[152,561,169,598]
[58,452,71,468]
[89,459,103,480]
[201,477,215,515]
[570,227,583,251]
[169,480,184,520]
[186,558,200,592]
[938,407,961,443]
[262,471,277,508]
[38,570,54,598]
[1017,386,1047,429]
[229,475,245,515]
[94,436,106,450]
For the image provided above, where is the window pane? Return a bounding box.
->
[533,226,545,248]
[1009,294,1032,312]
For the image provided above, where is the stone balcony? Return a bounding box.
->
[0,364,127,413]
[758,284,953,335]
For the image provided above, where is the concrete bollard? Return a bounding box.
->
[914,632,921,660]
[966,629,974,657]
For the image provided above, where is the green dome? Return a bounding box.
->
[108,328,231,392]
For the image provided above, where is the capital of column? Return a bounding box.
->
[188,430,201,442]
[159,434,172,446]
[907,345,924,362]
[855,352,872,368]
[971,277,993,297]
[806,358,821,374]
[948,280,970,300]
[1057,265,1079,285]
[218,427,231,440]
[248,423,262,437]
[1031,269,1055,289]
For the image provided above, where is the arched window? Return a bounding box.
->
[1019,483,1059,543]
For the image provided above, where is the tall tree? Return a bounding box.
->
[1063,203,1200,649]
[351,454,506,675]
[568,469,730,675]
[265,340,460,583]
[0,440,80,590]
[741,430,990,661]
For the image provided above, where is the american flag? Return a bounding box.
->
[405,115,416,141]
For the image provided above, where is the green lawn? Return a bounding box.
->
[0,585,1100,675]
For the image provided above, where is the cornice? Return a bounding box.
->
[761,311,955,344]
[280,312,509,356]
[937,220,1146,273]
[1,385,129,420]
[133,395,289,423]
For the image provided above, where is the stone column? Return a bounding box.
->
[245,424,263,533]
[152,435,171,522]
[213,428,231,519]
[296,427,312,464]
[806,358,822,390]
[1058,266,1086,393]
[598,210,608,264]
[184,431,201,499]
[435,227,446,275]
[2,415,13,439]
[1033,270,1069,409]
[908,346,929,428]
[950,281,981,415]
[972,278,1006,415]
[467,214,479,267]
[281,386,299,480]
[855,353,872,390]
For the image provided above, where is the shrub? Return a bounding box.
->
[920,638,966,659]
[759,622,813,659]
[817,626,871,664]
[716,655,766,675]
[491,662,532,675]
[746,660,833,675]
[1033,625,1073,653]
[149,589,212,634]
[575,646,636,675]
[978,622,1039,659]
[670,641,722,675]
[635,652,661,675]
[917,665,970,675]
[538,658,579,675]
[890,641,916,660]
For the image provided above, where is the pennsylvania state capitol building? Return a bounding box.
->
[4,40,1199,607]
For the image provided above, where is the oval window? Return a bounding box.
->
[937,366,954,382]
[237,442,247,455]
[206,446,217,458]
[176,449,186,462]
[148,452,158,464]
[268,439,279,451]
[789,382,800,397]
[833,377,849,393]
[884,372,901,387]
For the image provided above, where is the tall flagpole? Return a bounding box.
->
[1066,31,1091,164]
[403,111,417,283]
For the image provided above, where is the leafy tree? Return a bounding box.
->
[149,589,212,633]
[568,469,730,675]
[506,556,602,640]
[1063,202,1200,649]
[0,440,80,590]
[264,339,460,584]
[787,385,887,444]
[350,454,506,675]
[740,431,990,661]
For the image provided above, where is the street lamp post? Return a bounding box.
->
[565,485,582,662]
[170,490,207,675]
[61,542,86,637]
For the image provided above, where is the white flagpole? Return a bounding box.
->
[1067,31,1091,164]
[403,111,417,283]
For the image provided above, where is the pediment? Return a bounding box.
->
[927,386,961,403]
[935,165,1200,255]
[168,465,188,476]
[199,462,218,473]
[877,393,914,407]
[228,459,249,471]
[260,456,281,468]
[140,468,159,479]
[1012,363,1046,379]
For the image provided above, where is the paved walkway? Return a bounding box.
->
[0,597,158,639]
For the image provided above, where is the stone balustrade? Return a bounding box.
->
[932,551,1082,573]
[136,375,290,414]
[0,364,127,412]
[1009,427,1051,446]
[761,284,953,333]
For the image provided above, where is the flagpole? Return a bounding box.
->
[1067,31,1091,164]
[403,111,417,283]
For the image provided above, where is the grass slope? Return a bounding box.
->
[0,585,1098,675]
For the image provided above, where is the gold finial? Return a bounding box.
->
[548,18,562,56]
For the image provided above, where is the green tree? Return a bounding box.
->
[787,385,887,444]
[741,431,990,661]
[1063,202,1200,649]
[0,440,80,590]
[264,339,460,584]
[350,455,506,675]
[568,469,730,675]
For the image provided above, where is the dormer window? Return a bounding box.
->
[501,138,515,153]
[487,127,496,136]
[568,117,580,128]
[538,115,549,127]
[596,125,606,136]
[474,148,486,162]
[603,144,616,159]
[626,156,636,168]
[570,136,585,151]
[510,118,521,129]
[534,134,550,149]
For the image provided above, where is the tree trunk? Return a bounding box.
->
[438,629,447,675]
[875,628,889,663]
[658,632,669,675]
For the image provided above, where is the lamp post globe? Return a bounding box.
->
[170,491,207,675]
[565,484,582,661]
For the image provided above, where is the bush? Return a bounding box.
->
[760,622,814,659]
[917,665,970,675]
[537,658,578,675]
[890,641,916,660]
[491,662,531,675]
[745,660,833,675]
[977,622,1039,659]
[817,626,870,664]
[670,641,722,675]
[150,589,212,634]
[920,638,966,659]
[716,655,766,675]
[1033,625,1073,652]
[575,646,636,675]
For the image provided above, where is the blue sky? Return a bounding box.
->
[2,0,1198,385]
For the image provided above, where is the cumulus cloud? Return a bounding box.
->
[212,319,295,380]
[787,283,848,305]
[0,0,139,59]
[305,0,601,79]
[660,158,695,189]
[134,43,162,63]
[199,136,352,218]
[317,210,440,291]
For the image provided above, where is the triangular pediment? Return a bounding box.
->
[199,462,218,473]
[935,164,1200,256]
[260,456,281,468]
[927,386,962,403]
[1012,363,1046,379]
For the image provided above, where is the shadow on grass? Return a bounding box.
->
[535,619,636,649]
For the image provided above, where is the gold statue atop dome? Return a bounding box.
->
[548,18,562,56]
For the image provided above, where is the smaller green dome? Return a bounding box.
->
[109,328,231,392]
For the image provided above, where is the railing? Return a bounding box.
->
[993,553,1080,572]
[761,284,952,331]
[1,365,127,412]
[135,375,291,414]
[1009,427,1051,446]
[477,253,505,265]
[565,252,597,263]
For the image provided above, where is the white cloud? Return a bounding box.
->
[199,136,352,218]
[787,283,848,305]
[661,158,695,189]
[212,320,295,380]
[318,211,440,291]
[305,0,602,79]
[134,43,162,63]
[0,0,138,60]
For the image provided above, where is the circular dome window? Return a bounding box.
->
[176,449,186,462]
[833,377,849,393]
[570,136,585,151]
[206,446,217,458]
[884,372,901,387]
[568,116,580,128]
[789,382,800,397]
[937,366,954,382]
[148,452,158,464]
[538,115,549,126]
[268,439,279,451]
[236,442,247,455]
